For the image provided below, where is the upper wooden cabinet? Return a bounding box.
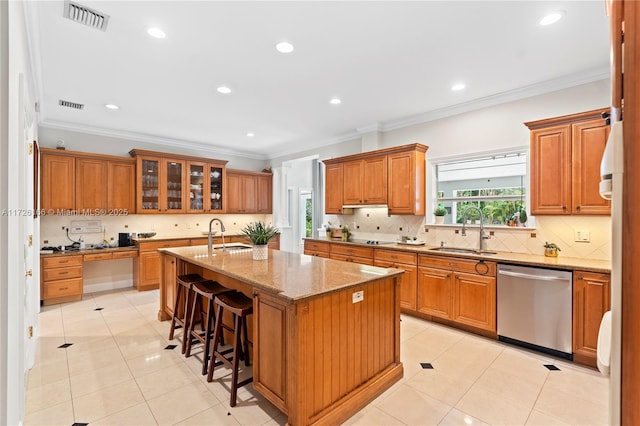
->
[41,152,75,211]
[324,163,345,214]
[226,169,272,214]
[526,109,611,215]
[323,143,427,215]
[130,149,227,214]
[40,149,135,214]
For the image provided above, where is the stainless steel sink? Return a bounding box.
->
[429,247,497,255]
[212,243,253,250]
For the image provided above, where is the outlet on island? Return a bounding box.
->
[352,290,364,304]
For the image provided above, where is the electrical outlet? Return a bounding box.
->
[352,290,364,304]
[575,230,591,242]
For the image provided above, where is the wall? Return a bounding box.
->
[38,127,268,171]
[40,213,271,293]
[305,80,612,261]
[279,158,314,253]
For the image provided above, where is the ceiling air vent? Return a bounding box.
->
[58,99,84,110]
[63,1,110,32]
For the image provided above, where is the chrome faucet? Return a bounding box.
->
[208,217,226,255]
[461,206,490,252]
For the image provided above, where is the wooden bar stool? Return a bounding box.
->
[184,280,233,375]
[207,290,254,407]
[168,273,208,354]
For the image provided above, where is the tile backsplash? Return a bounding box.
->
[325,209,611,261]
[40,214,272,248]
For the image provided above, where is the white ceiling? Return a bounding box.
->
[25,1,610,159]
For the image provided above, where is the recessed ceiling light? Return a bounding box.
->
[539,11,565,26]
[275,41,295,54]
[329,98,342,105]
[451,83,465,92]
[217,86,232,94]
[104,104,119,110]
[147,27,166,39]
[246,132,255,137]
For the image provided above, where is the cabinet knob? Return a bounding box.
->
[576,205,581,210]
[578,275,584,280]
[562,206,567,210]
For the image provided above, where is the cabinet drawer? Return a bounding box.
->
[330,253,374,265]
[42,255,83,268]
[303,240,331,253]
[418,255,496,277]
[330,244,374,258]
[112,250,138,259]
[304,250,331,258]
[43,266,83,281]
[138,239,190,251]
[43,278,83,299]
[84,253,113,262]
[375,249,417,265]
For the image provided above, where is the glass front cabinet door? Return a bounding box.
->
[139,157,161,213]
[187,162,206,213]
[162,159,185,213]
[207,165,225,213]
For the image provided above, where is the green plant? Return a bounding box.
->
[241,221,280,245]
[434,205,447,216]
[518,209,527,225]
[544,242,561,251]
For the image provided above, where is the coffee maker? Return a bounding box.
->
[118,233,134,247]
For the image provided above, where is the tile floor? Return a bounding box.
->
[26,288,610,425]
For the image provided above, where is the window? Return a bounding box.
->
[435,152,528,226]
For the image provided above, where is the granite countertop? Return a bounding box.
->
[305,238,612,273]
[160,245,404,302]
[40,246,138,258]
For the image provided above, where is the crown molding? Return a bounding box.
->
[39,120,268,160]
[356,123,382,134]
[266,129,361,160]
[357,67,610,133]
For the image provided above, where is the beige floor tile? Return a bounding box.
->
[135,360,199,400]
[67,344,126,377]
[126,349,183,378]
[375,383,452,425]
[224,387,282,426]
[146,381,219,425]
[262,412,288,426]
[474,367,543,407]
[456,383,533,425]
[115,333,170,359]
[534,385,608,425]
[65,335,119,358]
[488,347,550,386]
[406,368,475,406]
[26,358,69,390]
[25,377,71,414]
[23,400,75,426]
[430,349,495,384]
[343,405,405,425]
[69,361,133,397]
[525,409,571,425]
[438,408,489,426]
[32,336,68,366]
[400,315,431,342]
[106,316,154,335]
[92,402,159,425]
[72,379,145,422]
[175,403,240,425]
[542,366,609,406]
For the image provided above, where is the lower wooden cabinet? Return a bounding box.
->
[573,270,611,367]
[417,255,496,332]
[303,240,331,258]
[41,255,83,305]
[329,244,374,265]
[374,249,418,311]
[134,239,190,291]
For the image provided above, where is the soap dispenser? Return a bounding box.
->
[79,236,86,250]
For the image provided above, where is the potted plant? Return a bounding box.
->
[325,223,332,239]
[434,205,447,224]
[544,242,561,257]
[518,209,527,227]
[242,221,280,260]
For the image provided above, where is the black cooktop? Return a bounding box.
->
[348,239,395,245]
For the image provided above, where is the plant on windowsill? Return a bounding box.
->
[434,205,447,224]
[242,221,280,260]
[544,242,561,257]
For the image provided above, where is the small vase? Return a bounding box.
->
[544,248,559,257]
[253,244,269,260]
[435,216,444,224]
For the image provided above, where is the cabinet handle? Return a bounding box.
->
[59,287,68,290]
[59,271,68,275]
[562,206,567,210]
[576,205,581,210]
[446,273,451,278]
[578,275,584,280]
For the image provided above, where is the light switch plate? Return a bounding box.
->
[574,230,591,242]
[352,290,364,304]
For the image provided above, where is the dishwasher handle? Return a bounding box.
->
[498,269,571,282]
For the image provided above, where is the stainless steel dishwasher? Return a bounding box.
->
[497,264,573,359]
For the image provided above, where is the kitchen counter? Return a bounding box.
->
[159,246,404,425]
[40,246,138,258]
[132,233,245,243]
[305,238,611,273]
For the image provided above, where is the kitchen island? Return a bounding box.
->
[158,246,404,426]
